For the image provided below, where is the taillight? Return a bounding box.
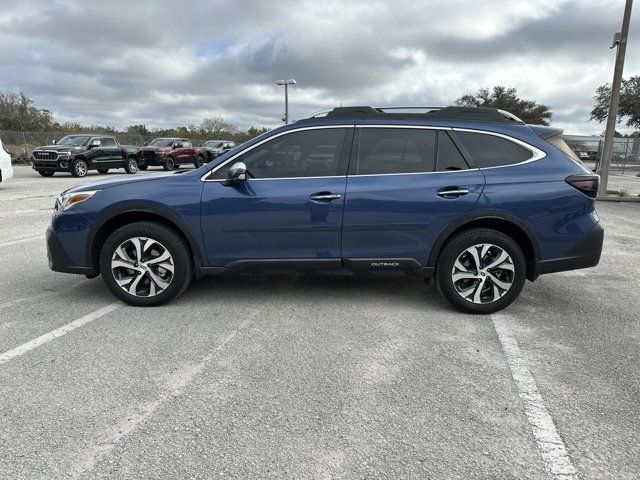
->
[565,174,599,198]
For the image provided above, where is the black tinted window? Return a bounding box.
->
[101,137,116,147]
[437,131,468,171]
[214,128,346,179]
[456,131,532,167]
[354,128,436,175]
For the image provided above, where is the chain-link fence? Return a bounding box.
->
[565,135,640,176]
[0,130,212,163]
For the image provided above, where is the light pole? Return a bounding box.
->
[276,79,296,124]
[598,0,633,199]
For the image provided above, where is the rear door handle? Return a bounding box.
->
[437,187,470,198]
[310,192,341,201]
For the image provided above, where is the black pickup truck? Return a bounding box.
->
[32,134,140,177]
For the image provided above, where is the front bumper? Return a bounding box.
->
[32,156,72,172]
[46,226,95,275]
[539,222,604,274]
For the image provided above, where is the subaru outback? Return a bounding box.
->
[46,106,603,314]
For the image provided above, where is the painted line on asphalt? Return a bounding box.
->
[492,314,577,480]
[0,303,120,366]
[0,234,45,247]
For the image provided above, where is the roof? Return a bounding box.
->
[303,106,525,125]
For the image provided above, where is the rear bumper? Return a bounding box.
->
[539,222,604,275]
[46,226,95,275]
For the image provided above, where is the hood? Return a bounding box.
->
[34,144,85,152]
[66,171,178,193]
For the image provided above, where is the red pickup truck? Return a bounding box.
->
[138,138,206,170]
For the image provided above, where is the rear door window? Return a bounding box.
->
[352,128,436,175]
[101,137,116,147]
[456,131,533,168]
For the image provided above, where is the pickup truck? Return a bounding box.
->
[32,134,140,177]
[199,140,236,162]
[137,138,206,170]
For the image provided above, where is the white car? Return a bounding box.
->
[0,136,13,185]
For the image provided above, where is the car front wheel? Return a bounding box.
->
[163,156,175,171]
[99,222,193,306]
[71,159,88,177]
[435,228,526,314]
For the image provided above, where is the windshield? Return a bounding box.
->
[149,138,174,147]
[205,141,224,148]
[57,135,92,146]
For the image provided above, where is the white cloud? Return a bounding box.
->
[0,0,638,134]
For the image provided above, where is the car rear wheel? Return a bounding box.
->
[97,168,109,174]
[163,156,175,171]
[435,228,526,314]
[38,170,55,177]
[124,157,138,174]
[99,222,193,306]
[71,159,88,177]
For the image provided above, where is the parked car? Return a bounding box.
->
[32,134,140,177]
[45,106,603,313]
[0,136,13,185]
[138,138,205,170]
[199,140,236,162]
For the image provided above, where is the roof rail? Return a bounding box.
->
[302,106,524,124]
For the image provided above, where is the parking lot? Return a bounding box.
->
[1,166,639,479]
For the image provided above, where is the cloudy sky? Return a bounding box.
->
[0,0,637,134]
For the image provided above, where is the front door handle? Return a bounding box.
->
[437,187,470,198]
[310,192,341,201]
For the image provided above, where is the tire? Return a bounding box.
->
[97,168,109,174]
[124,157,139,174]
[71,159,88,178]
[194,155,204,168]
[99,222,193,307]
[139,164,148,171]
[38,170,55,177]
[163,156,175,171]
[435,228,526,314]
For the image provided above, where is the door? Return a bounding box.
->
[200,127,351,267]
[342,127,485,266]
[100,137,122,168]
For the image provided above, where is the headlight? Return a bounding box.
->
[55,190,99,212]
[58,151,71,157]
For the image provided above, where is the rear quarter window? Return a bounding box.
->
[545,133,582,163]
[456,131,533,168]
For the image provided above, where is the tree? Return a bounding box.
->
[590,75,640,130]
[455,86,552,125]
[0,91,54,131]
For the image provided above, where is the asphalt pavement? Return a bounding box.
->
[0,166,638,479]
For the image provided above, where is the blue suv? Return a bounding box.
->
[46,106,603,314]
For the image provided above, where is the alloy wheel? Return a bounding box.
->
[75,161,87,177]
[451,243,515,304]
[110,237,174,297]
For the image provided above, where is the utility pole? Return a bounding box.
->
[598,0,633,199]
[276,79,296,124]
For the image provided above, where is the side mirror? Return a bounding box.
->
[223,145,232,151]
[224,161,248,185]
[52,139,57,145]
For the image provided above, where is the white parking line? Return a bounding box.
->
[492,314,577,480]
[0,303,119,366]
[0,234,45,247]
